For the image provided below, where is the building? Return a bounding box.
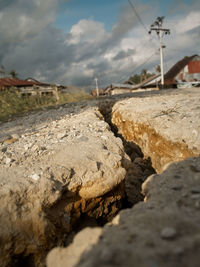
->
[104,74,160,95]
[104,83,137,95]
[95,54,200,97]
[164,54,200,87]
[0,77,66,97]
[132,55,200,89]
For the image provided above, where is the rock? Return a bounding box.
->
[161,227,177,240]
[46,227,102,267]
[3,138,18,145]
[0,106,129,267]
[5,158,11,165]
[191,193,200,199]
[0,135,12,144]
[65,157,200,267]
[31,144,39,152]
[111,88,200,172]
[78,136,89,142]
[191,187,200,193]
[1,88,200,267]
[11,134,20,140]
[57,132,67,139]
[1,147,7,153]
[30,173,40,181]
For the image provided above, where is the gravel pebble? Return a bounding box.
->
[161,227,177,240]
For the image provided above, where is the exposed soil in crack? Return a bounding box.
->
[112,111,198,173]
[59,182,125,248]
[44,181,125,246]
[43,100,157,255]
[98,101,156,207]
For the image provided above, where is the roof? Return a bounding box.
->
[111,83,137,89]
[140,74,160,87]
[105,74,161,93]
[0,78,47,87]
[129,74,161,90]
[164,54,198,81]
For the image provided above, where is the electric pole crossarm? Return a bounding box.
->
[150,28,170,32]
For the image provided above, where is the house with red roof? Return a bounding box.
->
[0,77,65,97]
[164,55,200,87]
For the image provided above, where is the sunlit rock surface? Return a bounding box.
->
[0,104,128,266]
[112,88,200,172]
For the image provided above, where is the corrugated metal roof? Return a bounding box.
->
[164,55,198,83]
[128,74,161,90]
[142,74,161,86]
[140,74,160,86]
[0,78,46,87]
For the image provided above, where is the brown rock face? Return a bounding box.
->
[112,112,197,172]
[111,88,200,172]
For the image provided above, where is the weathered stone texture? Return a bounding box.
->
[46,227,102,267]
[0,105,129,266]
[112,88,200,172]
[67,157,200,267]
[1,88,200,267]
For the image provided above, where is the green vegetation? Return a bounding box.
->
[128,65,161,85]
[0,88,92,121]
[9,70,18,79]
[129,71,154,84]
[129,73,141,84]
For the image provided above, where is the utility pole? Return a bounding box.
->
[149,17,170,88]
[94,77,99,97]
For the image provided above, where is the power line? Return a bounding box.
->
[100,0,160,86]
[88,50,158,89]
[127,0,149,33]
[116,50,158,84]
[90,2,171,89]
[90,42,159,88]
[127,0,158,45]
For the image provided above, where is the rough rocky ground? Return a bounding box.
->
[0,102,132,266]
[112,87,200,172]
[46,88,200,267]
[48,157,200,267]
[1,87,200,266]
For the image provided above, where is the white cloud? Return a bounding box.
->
[0,0,199,89]
[69,19,107,44]
[174,11,200,34]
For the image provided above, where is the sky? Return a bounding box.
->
[0,0,199,90]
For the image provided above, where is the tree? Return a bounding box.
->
[9,69,18,79]
[129,72,154,85]
[0,65,5,78]
[129,74,141,84]
[155,65,161,73]
[141,69,147,82]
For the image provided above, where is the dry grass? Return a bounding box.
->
[0,88,92,121]
[153,104,181,119]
